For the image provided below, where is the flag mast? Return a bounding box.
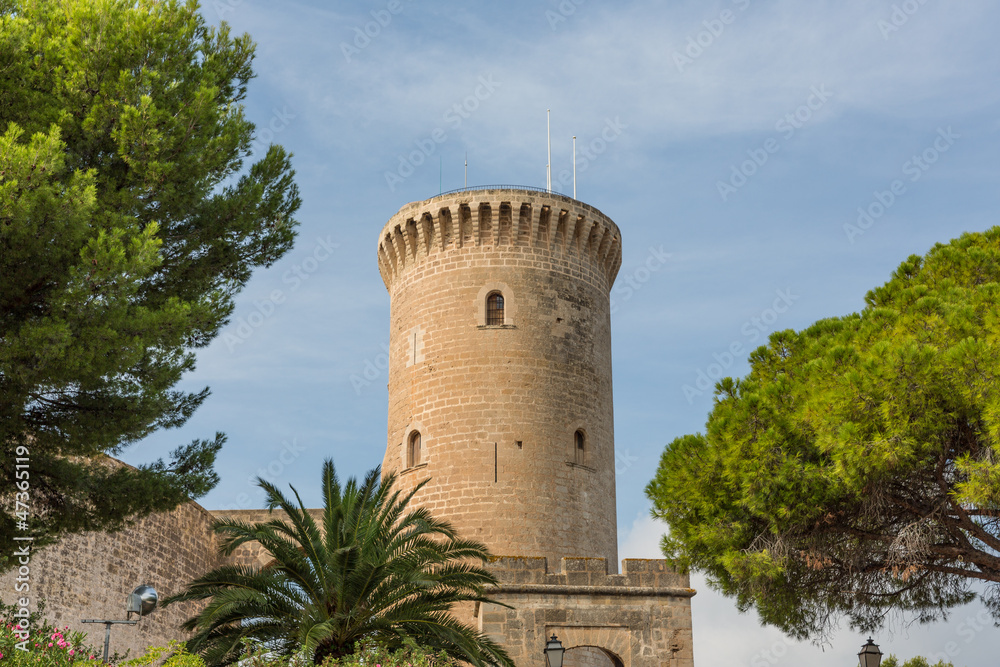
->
[546,109,551,193]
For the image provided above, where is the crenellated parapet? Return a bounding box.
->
[376,188,623,292]
[486,556,693,596]
[480,556,695,667]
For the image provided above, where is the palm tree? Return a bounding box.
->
[164,460,514,667]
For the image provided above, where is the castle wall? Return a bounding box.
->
[479,557,695,667]
[0,500,223,660]
[378,189,624,568]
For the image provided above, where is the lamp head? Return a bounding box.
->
[858,637,882,667]
[544,634,565,667]
[125,585,158,618]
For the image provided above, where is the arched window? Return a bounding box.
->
[407,431,422,467]
[486,292,504,325]
[574,429,586,465]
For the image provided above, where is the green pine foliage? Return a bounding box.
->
[646,228,1000,638]
[0,0,300,566]
[164,461,515,667]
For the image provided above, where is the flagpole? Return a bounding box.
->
[546,109,551,193]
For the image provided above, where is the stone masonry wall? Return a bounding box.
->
[0,500,223,660]
[378,189,624,569]
[478,556,695,667]
[0,506,695,666]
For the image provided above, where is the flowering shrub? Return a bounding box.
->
[238,639,459,667]
[319,641,458,667]
[0,601,104,666]
[2,602,455,667]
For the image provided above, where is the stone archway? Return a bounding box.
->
[564,645,625,667]
[549,626,630,667]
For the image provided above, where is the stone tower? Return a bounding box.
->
[377,188,695,667]
[377,187,622,568]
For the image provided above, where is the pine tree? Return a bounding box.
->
[0,0,300,567]
[647,227,1000,637]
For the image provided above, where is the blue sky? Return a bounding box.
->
[126,0,1000,664]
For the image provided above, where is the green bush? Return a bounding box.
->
[1,600,455,667]
[121,642,204,667]
[236,639,459,667]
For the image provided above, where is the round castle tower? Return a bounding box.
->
[377,187,623,568]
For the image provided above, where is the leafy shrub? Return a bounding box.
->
[121,642,204,667]
[236,639,458,667]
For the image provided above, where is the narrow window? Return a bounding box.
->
[408,431,422,467]
[574,430,586,465]
[486,292,504,325]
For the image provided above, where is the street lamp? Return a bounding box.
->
[82,585,158,662]
[544,634,566,667]
[858,637,883,667]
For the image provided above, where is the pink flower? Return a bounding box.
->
[48,642,53,647]
[70,650,75,656]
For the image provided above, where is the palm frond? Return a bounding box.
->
[168,458,512,666]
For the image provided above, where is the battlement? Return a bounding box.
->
[377,187,622,291]
[479,556,695,666]
[486,556,693,595]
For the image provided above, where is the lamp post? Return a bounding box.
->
[858,637,883,667]
[82,585,158,662]
[544,634,566,667]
